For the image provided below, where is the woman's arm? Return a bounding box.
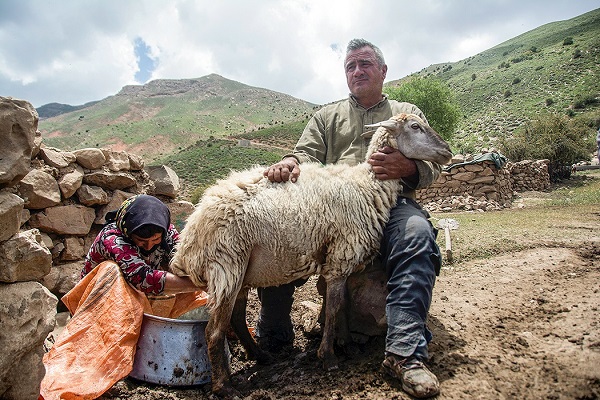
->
[162,273,205,294]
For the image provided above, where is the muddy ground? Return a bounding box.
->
[96,239,600,399]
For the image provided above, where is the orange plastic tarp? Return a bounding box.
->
[40,261,208,400]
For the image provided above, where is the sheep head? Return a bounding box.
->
[363,113,452,165]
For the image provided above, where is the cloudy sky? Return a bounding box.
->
[1,1,598,108]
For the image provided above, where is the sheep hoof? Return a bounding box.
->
[322,357,340,371]
[213,385,242,399]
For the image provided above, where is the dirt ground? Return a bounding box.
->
[95,237,600,399]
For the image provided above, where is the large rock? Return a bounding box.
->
[0,281,57,399]
[146,165,180,198]
[0,229,52,283]
[28,204,96,235]
[61,236,86,261]
[39,147,72,168]
[19,169,62,209]
[76,184,109,206]
[0,97,37,187]
[128,152,144,171]
[102,149,130,172]
[83,170,137,190]
[40,260,82,296]
[58,165,84,199]
[0,191,24,241]
[346,266,388,340]
[316,264,389,343]
[72,148,106,170]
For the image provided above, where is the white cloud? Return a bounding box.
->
[0,0,597,108]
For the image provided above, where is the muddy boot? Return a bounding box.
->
[256,283,296,352]
[382,354,440,398]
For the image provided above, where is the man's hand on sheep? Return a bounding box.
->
[264,157,301,183]
[368,146,417,181]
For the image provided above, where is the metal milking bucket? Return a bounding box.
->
[130,306,228,386]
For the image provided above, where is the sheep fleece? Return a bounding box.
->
[171,162,401,306]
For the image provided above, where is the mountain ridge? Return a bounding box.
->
[39,73,318,162]
[37,8,600,195]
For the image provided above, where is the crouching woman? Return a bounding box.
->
[40,195,207,400]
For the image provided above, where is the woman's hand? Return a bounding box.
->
[162,272,206,294]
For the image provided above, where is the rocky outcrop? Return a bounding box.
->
[0,282,57,399]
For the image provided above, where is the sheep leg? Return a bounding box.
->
[318,275,348,371]
[206,299,239,398]
[230,289,274,364]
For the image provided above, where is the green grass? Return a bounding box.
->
[546,169,600,205]
[432,171,600,264]
[159,137,288,202]
[233,119,309,149]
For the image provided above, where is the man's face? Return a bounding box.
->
[344,46,387,100]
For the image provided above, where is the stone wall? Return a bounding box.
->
[417,155,551,212]
[509,159,551,192]
[0,97,194,399]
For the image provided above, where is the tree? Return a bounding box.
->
[499,113,596,181]
[384,77,460,141]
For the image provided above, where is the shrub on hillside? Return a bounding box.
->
[499,113,596,181]
[572,93,598,109]
[384,77,460,141]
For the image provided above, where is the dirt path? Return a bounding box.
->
[100,240,600,400]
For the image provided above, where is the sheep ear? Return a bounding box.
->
[361,129,377,139]
[364,120,398,130]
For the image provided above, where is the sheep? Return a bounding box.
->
[170,113,452,397]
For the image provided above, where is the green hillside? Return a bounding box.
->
[389,8,600,152]
[37,9,600,200]
[40,74,317,163]
[161,120,308,199]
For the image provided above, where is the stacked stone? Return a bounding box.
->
[0,97,57,399]
[417,155,551,213]
[0,97,193,399]
[508,159,551,192]
[417,157,514,212]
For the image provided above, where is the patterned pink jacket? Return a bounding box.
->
[81,222,179,295]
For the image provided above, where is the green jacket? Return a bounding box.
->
[285,95,442,199]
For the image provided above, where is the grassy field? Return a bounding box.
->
[432,170,600,264]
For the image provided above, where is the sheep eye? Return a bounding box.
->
[410,123,420,130]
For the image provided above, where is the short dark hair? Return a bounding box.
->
[131,224,164,239]
[346,38,386,66]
